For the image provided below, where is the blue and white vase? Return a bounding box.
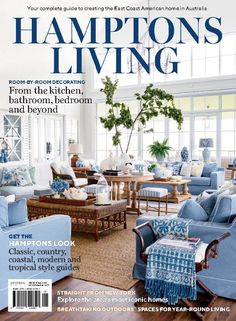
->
[154,166,164,179]
[180,147,189,162]
[76,159,85,167]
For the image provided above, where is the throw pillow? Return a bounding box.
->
[14,168,33,187]
[180,162,192,177]
[0,196,8,227]
[202,163,218,177]
[178,200,208,221]
[28,166,36,184]
[172,163,182,176]
[5,194,16,203]
[1,168,16,186]
[191,162,204,177]
[51,161,61,174]
[199,193,218,216]
[8,199,28,226]
[60,164,76,179]
[195,191,210,204]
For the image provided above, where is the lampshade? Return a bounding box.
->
[68,143,83,154]
[199,138,214,148]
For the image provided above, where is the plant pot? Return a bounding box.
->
[156,156,165,162]
[154,167,164,179]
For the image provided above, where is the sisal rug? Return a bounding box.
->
[71,215,138,290]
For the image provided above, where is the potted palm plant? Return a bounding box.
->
[148,139,172,162]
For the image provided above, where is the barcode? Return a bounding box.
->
[8,279,52,312]
[12,290,49,308]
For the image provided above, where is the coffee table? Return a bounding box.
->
[140,179,191,203]
[27,199,127,241]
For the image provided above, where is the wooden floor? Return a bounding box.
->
[0,277,235,321]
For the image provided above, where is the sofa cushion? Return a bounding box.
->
[191,162,204,177]
[60,164,76,179]
[51,161,61,174]
[0,184,48,199]
[8,199,28,226]
[1,168,16,186]
[208,194,236,223]
[185,177,211,186]
[180,162,192,177]
[202,163,218,177]
[14,168,33,186]
[199,193,218,216]
[28,166,36,184]
[0,196,8,227]
[172,162,182,176]
[195,191,210,203]
[178,200,208,221]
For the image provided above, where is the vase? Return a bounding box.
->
[118,153,132,170]
[181,147,189,162]
[154,167,164,179]
[202,148,211,163]
[76,159,85,167]
[233,158,236,167]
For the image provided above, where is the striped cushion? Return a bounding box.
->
[138,187,168,198]
[85,184,104,194]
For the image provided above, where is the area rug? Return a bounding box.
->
[71,215,138,290]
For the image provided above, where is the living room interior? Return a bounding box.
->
[1,0,236,320]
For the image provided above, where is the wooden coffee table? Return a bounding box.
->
[140,179,192,203]
[27,199,127,241]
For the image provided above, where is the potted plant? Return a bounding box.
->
[148,139,172,162]
[100,77,183,156]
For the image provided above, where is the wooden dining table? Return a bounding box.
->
[104,173,154,214]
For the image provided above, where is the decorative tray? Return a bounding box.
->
[152,177,169,182]
[39,195,96,206]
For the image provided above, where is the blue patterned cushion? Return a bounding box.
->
[8,199,28,226]
[0,196,8,227]
[202,163,218,177]
[1,168,16,186]
[178,200,208,221]
[14,168,33,186]
[171,162,182,176]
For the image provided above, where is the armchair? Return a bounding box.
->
[133,221,230,320]
[133,214,236,300]
[0,215,72,310]
[51,163,88,187]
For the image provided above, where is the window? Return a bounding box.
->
[94,33,236,88]
[4,115,22,161]
[96,94,236,166]
[66,118,79,144]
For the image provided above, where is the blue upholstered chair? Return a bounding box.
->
[0,197,72,310]
[133,194,236,300]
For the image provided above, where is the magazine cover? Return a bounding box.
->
[0,0,236,320]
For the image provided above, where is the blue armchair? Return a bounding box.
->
[0,215,72,310]
[133,194,236,300]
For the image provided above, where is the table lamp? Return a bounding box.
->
[68,143,83,167]
[199,138,214,163]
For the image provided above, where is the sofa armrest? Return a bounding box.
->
[210,170,225,189]
[0,215,71,279]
